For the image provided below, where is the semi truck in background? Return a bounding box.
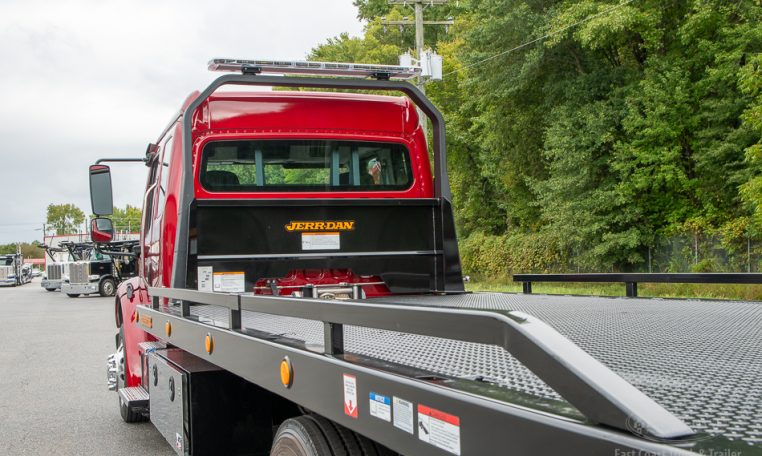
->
[0,251,29,286]
[60,240,139,297]
[85,59,760,456]
[41,243,72,291]
[41,257,65,292]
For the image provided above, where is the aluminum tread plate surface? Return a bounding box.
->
[119,386,149,402]
[186,293,762,445]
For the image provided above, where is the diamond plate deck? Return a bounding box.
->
[119,386,149,403]
[186,293,762,446]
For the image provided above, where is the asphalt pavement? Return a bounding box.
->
[0,278,174,455]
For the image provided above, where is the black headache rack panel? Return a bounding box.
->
[139,287,699,456]
[188,199,462,293]
[172,75,464,293]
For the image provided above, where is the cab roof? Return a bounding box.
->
[194,90,421,136]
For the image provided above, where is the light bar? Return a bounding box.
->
[208,58,421,80]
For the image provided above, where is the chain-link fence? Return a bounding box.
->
[560,234,762,273]
[643,234,762,273]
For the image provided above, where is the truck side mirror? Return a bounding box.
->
[91,217,114,243]
[89,164,114,216]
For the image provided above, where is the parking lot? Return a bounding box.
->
[0,279,173,455]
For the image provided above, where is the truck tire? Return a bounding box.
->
[99,278,116,297]
[309,415,395,456]
[116,327,146,423]
[66,293,80,298]
[270,415,396,456]
[271,416,333,456]
[45,288,56,292]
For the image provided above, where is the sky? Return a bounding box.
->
[0,0,365,243]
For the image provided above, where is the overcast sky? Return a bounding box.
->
[0,0,365,243]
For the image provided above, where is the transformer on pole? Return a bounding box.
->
[384,0,452,138]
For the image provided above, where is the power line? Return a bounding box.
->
[433,0,637,81]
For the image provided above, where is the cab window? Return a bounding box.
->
[200,140,413,192]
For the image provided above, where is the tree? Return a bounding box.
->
[739,53,762,232]
[20,241,44,259]
[46,203,85,235]
[310,0,762,273]
[0,242,44,258]
[110,205,142,232]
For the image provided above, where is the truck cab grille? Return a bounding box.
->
[69,262,90,284]
[46,264,63,280]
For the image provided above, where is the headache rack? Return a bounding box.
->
[137,287,701,456]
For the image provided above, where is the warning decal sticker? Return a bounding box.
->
[197,266,213,292]
[369,392,391,422]
[417,404,461,455]
[343,374,358,418]
[212,271,245,293]
[302,232,340,250]
[393,396,414,434]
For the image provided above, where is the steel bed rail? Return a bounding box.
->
[513,272,762,297]
[148,287,692,442]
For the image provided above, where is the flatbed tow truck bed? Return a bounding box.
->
[101,65,760,455]
[152,291,761,449]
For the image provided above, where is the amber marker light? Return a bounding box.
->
[165,321,172,337]
[205,333,214,354]
[280,357,293,388]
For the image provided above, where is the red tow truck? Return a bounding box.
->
[87,60,760,456]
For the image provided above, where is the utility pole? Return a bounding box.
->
[384,0,452,138]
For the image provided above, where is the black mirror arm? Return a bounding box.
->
[95,158,147,165]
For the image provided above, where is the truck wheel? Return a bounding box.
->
[271,416,333,456]
[67,293,80,298]
[116,327,146,423]
[270,415,395,456]
[99,278,116,297]
[311,415,396,456]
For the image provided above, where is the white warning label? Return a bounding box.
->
[302,232,340,250]
[213,271,245,293]
[197,266,213,292]
[343,374,358,418]
[417,404,461,455]
[369,392,391,422]
[393,396,414,434]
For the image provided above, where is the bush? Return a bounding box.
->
[459,231,564,279]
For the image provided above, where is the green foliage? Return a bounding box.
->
[46,203,85,235]
[459,231,564,279]
[110,205,142,232]
[0,242,44,258]
[739,53,762,230]
[313,0,762,275]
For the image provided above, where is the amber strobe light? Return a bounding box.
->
[280,357,293,388]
